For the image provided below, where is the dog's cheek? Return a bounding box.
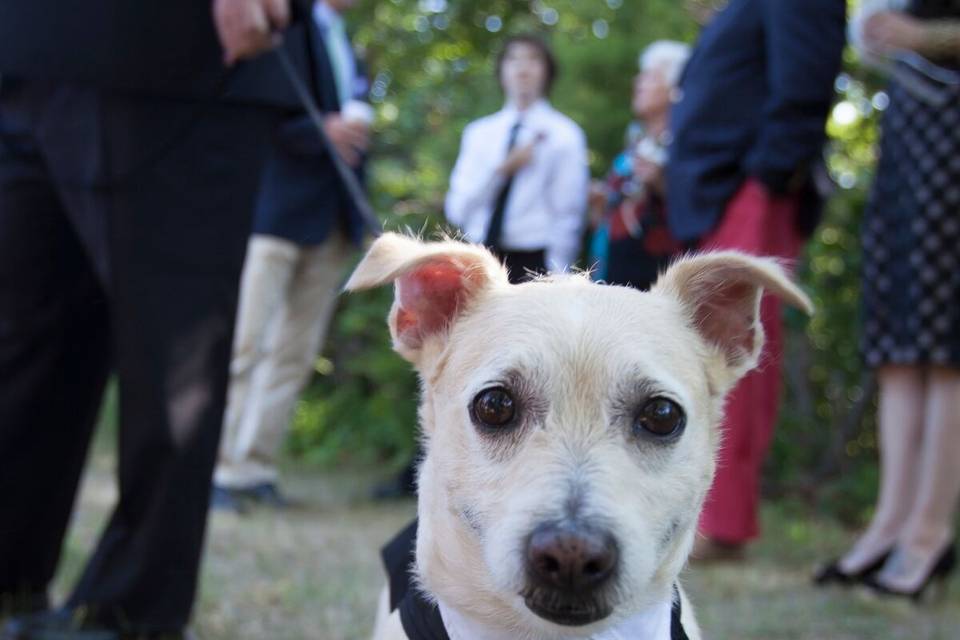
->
[481,512,527,591]
[484,467,572,590]
[602,459,700,588]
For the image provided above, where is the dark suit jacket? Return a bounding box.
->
[252,19,370,246]
[666,0,846,242]
[0,0,313,106]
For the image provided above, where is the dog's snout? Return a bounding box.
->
[526,524,618,592]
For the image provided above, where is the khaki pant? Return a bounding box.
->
[215,233,350,488]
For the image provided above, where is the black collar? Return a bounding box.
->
[398,580,690,640]
[384,519,690,640]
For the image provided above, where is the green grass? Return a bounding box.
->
[54,457,959,639]
[685,506,959,639]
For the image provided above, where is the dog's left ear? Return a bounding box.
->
[653,251,813,386]
[344,233,508,365]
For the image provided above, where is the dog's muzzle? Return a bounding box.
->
[521,522,618,626]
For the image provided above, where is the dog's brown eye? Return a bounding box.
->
[472,387,516,427]
[635,398,685,437]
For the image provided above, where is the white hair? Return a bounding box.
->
[639,40,691,87]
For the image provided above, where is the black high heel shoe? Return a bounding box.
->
[864,543,956,603]
[813,548,893,587]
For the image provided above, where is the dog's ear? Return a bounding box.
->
[653,251,813,383]
[344,233,508,364]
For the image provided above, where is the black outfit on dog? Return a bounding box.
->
[381,521,450,640]
[381,519,690,639]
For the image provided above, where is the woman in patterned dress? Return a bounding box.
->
[816,0,960,599]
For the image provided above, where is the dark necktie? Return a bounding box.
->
[483,120,522,249]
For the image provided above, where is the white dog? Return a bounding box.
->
[347,234,811,640]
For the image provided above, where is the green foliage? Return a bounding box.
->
[288,285,421,467]
[291,0,887,522]
[290,0,701,468]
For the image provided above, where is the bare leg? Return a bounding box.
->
[839,365,925,572]
[875,365,960,590]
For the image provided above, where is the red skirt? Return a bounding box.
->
[696,179,803,543]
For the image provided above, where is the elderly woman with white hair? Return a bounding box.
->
[588,40,691,289]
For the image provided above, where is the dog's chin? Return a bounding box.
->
[522,589,613,627]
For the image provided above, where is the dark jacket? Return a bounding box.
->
[252,19,370,246]
[666,0,846,242]
[0,0,313,106]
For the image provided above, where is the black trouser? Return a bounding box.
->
[493,248,547,284]
[0,80,277,633]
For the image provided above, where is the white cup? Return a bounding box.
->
[341,99,375,126]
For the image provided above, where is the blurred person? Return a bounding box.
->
[588,40,690,289]
[666,0,846,560]
[445,34,589,282]
[814,0,960,600]
[213,0,375,512]
[684,0,723,25]
[370,33,590,502]
[0,0,313,638]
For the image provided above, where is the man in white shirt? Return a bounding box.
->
[445,34,589,281]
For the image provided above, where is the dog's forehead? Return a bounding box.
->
[446,278,706,391]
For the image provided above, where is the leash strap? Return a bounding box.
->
[273,45,383,237]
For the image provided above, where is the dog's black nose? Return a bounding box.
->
[526,524,618,592]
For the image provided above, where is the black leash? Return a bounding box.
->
[273,45,383,237]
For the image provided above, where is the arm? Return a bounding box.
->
[545,129,590,272]
[444,123,509,230]
[863,12,960,59]
[743,0,846,194]
[920,19,960,58]
[213,0,291,64]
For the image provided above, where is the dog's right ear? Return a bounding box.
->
[344,233,508,364]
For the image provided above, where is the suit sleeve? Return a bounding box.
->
[744,0,846,193]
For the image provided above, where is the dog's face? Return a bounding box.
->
[348,234,810,637]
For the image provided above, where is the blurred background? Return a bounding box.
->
[73,0,957,638]
[291,0,881,522]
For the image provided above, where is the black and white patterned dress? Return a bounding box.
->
[861,0,960,368]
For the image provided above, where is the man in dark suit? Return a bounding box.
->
[665,0,845,559]
[0,1,317,638]
[213,0,374,511]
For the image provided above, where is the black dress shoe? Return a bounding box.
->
[3,609,190,640]
[863,543,957,603]
[2,609,116,640]
[210,485,249,514]
[242,482,295,509]
[1,589,48,620]
[813,548,892,587]
[371,462,417,500]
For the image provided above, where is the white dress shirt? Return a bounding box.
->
[445,100,589,271]
[313,1,363,104]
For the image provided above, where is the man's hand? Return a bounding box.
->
[863,11,926,54]
[499,143,536,177]
[325,115,370,167]
[213,0,290,65]
[634,157,665,196]
[588,181,608,228]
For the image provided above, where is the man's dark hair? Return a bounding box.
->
[495,33,558,96]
